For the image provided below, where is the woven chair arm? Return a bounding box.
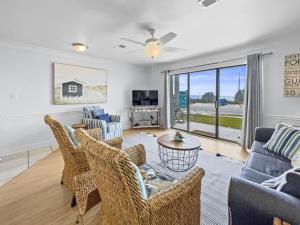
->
[82,118,106,130]
[86,128,102,140]
[104,137,123,149]
[74,171,100,216]
[73,147,90,173]
[124,144,146,166]
[147,168,205,225]
[110,114,121,122]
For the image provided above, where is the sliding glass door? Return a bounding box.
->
[219,65,246,142]
[170,64,247,142]
[170,74,188,131]
[189,70,217,137]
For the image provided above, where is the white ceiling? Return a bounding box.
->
[1,0,300,65]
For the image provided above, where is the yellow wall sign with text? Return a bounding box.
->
[284,53,300,96]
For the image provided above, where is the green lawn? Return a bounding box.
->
[186,114,242,129]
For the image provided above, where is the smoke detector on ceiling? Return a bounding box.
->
[198,0,222,7]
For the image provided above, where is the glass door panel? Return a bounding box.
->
[189,70,217,137]
[170,74,188,131]
[219,65,246,142]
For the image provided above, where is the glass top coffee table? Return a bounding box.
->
[157,134,201,172]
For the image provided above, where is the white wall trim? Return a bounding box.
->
[264,114,300,122]
[0,110,82,118]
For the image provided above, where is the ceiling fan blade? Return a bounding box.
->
[163,46,186,52]
[125,49,144,55]
[120,38,145,46]
[159,32,177,45]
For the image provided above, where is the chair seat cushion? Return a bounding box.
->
[107,122,121,133]
[130,162,147,199]
[240,167,274,183]
[246,152,292,177]
[252,141,290,163]
[64,125,80,146]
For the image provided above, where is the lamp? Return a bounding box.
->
[145,41,161,58]
[72,43,88,52]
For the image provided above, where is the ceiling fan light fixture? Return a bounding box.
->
[145,41,160,58]
[72,43,88,52]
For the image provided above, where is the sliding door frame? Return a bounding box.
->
[170,63,246,144]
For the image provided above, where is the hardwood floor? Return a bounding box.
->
[0,128,248,225]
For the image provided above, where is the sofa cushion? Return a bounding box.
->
[246,152,292,177]
[240,167,274,183]
[263,123,300,160]
[251,141,290,163]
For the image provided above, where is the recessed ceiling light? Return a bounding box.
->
[72,43,88,52]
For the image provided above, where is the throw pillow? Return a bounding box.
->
[277,171,300,199]
[263,123,300,160]
[292,149,300,168]
[96,113,111,123]
[92,108,104,119]
[261,168,300,189]
[130,162,147,199]
[64,125,80,146]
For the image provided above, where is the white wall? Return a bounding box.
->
[0,40,149,156]
[148,32,300,128]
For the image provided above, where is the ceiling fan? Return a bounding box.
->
[121,28,185,58]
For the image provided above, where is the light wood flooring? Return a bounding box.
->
[0,128,248,225]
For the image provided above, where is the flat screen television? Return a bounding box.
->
[132,90,158,106]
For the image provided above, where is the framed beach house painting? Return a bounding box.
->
[53,63,107,104]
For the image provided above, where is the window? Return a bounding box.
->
[69,85,77,93]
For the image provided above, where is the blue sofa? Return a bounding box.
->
[82,106,122,140]
[228,127,300,225]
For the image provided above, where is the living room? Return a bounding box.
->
[1,0,300,225]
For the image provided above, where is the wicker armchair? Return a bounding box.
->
[44,115,122,197]
[75,128,205,225]
[74,144,146,224]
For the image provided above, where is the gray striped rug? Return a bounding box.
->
[123,133,244,225]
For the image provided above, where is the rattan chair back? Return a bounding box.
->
[75,128,149,225]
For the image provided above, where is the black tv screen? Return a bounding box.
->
[132,90,158,106]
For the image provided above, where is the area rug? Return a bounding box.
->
[123,133,244,225]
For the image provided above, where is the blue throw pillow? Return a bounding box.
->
[96,113,111,123]
[92,108,104,119]
[64,125,80,146]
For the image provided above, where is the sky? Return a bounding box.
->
[177,65,246,97]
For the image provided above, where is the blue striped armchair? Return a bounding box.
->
[82,106,122,140]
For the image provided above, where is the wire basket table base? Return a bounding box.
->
[158,144,199,172]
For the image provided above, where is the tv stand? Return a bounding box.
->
[130,106,160,129]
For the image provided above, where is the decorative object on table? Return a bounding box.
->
[173,131,184,142]
[130,106,160,129]
[82,106,122,140]
[157,134,201,172]
[284,53,300,96]
[71,123,87,130]
[75,128,205,225]
[53,63,107,104]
